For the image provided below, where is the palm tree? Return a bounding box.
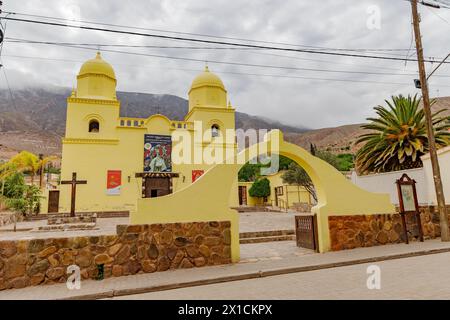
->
[356,94,450,174]
[0,151,56,188]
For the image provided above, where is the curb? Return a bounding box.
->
[60,246,450,300]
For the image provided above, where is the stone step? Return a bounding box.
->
[240,234,296,244]
[25,211,130,221]
[32,223,98,232]
[240,229,295,239]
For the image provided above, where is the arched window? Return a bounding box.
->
[211,124,220,138]
[89,120,100,133]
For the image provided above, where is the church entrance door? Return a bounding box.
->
[144,177,171,198]
[48,190,60,213]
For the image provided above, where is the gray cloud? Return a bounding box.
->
[1,0,449,129]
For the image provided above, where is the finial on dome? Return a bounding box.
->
[204,62,209,72]
[96,51,102,59]
[228,100,232,108]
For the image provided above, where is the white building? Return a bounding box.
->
[351,145,450,206]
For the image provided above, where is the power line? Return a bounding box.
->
[3,11,414,53]
[4,54,450,88]
[0,12,18,113]
[5,38,444,78]
[5,36,422,72]
[2,16,448,65]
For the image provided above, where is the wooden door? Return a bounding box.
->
[238,186,247,205]
[48,190,60,213]
[144,177,171,198]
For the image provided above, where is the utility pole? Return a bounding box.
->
[411,0,449,241]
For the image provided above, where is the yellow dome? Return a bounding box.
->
[78,52,116,80]
[189,66,225,92]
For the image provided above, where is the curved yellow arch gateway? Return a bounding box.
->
[131,130,395,261]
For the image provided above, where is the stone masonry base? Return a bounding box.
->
[329,205,450,251]
[0,221,231,291]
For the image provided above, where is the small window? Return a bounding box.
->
[89,120,100,133]
[134,120,139,127]
[127,120,131,127]
[211,124,220,138]
[120,120,125,126]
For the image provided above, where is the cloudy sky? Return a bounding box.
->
[1,0,450,129]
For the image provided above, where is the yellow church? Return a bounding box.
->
[42,52,239,214]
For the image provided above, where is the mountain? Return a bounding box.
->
[0,87,308,159]
[0,88,447,161]
[284,96,450,154]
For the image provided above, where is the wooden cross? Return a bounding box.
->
[61,172,87,217]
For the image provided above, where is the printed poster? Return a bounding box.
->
[144,134,172,172]
[192,170,204,183]
[400,184,416,212]
[107,170,121,195]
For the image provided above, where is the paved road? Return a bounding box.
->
[113,252,450,300]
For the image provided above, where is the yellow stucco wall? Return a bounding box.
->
[238,171,311,209]
[47,53,396,261]
[44,54,237,214]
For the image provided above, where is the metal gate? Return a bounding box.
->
[295,214,319,251]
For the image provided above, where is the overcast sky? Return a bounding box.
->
[1,0,450,129]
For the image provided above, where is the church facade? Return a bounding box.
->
[43,52,238,214]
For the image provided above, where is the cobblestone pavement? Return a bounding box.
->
[114,251,450,300]
[239,212,298,233]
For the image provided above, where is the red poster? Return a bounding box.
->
[107,170,121,195]
[192,170,204,183]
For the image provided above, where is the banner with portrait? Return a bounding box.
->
[144,134,172,172]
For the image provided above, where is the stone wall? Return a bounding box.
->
[0,221,231,291]
[417,205,450,239]
[0,212,21,228]
[47,213,97,225]
[329,206,450,251]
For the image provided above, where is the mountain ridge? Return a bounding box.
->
[0,88,448,160]
[0,87,308,159]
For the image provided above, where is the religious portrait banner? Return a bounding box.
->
[106,170,121,195]
[400,184,416,212]
[192,170,204,183]
[144,134,172,172]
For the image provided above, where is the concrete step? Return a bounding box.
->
[240,234,296,244]
[240,229,295,239]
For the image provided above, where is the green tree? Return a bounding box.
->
[0,151,56,187]
[6,185,42,216]
[281,162,317,202]
[249,178,271,204]
[238,155,293,182]
[314,150,340,169]
[336,154,355,171]
[356,94,450,174]
[3,172,26,198]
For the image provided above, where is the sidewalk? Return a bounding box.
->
[1,239,450,300]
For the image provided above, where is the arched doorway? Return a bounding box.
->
[132,130,395,262]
